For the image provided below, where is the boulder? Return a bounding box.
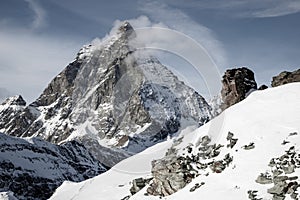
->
[272,69,300,87]
[146,156,194,196]
[258,85,268,90]
[221,67,257,110]
[130,178,149,195]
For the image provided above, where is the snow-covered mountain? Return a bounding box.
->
[0,22,211,167]
[0,132,106,200]
[51,83,300,200]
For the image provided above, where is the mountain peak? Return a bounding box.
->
[118,21,136,39]
[0,20,212,168]
[1,95,26,106]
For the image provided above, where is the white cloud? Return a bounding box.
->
[133,3,227,97]
[167,0,300,18]
[251,1,300,18]
[24,0,46,29]
[89,14,224,97]
[138,2,227,69]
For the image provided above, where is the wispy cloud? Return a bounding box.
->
[251,1,300,18]
[165,0,300,18]
[138,1,227,68]
[24,0,46,29]
[112,11,226,96]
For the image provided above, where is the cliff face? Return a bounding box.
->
[0,22,212,167]
[272,69,300,87]
[220,67,257,110]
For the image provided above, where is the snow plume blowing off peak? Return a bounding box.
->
[0,20,215,170]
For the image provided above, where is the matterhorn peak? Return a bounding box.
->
[117,21,136,39]
[0,20,212,168]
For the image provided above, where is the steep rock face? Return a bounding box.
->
[0,22,212,167]
[0,132,106,200]
[271,69,300,87]
[221,67,257,110]
[0,96,38,137]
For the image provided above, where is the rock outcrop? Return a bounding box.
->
[0,133,106,200]
[250,146,300,200]
[258,84,268,90]
[221,67,257,110]
[145,135,232,197]
[146,155,195,196]
[271,69,300,87]
[0,22,212,167]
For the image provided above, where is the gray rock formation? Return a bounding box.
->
[145,135,232,197]
[271,69,300,87]
[130,178,151,195]
[251,146,300,200]
[258,84,268,90]
[146,155,195,196]
[221,67,257,110]
[0,22,212,167]
[0,133,106,200]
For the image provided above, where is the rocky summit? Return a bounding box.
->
[220,67,257,110]
[0,22,212,167]
[272,69,300,87]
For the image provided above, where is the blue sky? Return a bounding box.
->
[0,0,300,102]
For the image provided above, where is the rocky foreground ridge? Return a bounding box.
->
[49,83,300,200]
[220,67,257,111]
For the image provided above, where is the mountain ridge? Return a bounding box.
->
[0,132,106,200]
[0,22,212,168]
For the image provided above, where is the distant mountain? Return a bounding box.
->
[51,83,300,200]
[0,22,212,167]
[0,132,106,200]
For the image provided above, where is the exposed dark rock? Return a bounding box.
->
[130,177,151,195]
[210,161,226,173]
[120,195,130,200]
[1,95,26,106]
[289,132,298,136]
[242,142,255,150]
[252,146,300,200]
[221,67,257,110]
[281,140,290,145]
[189,182,205,192]
[258,84,268,90]
[248,190,262,200]
[146,156,195,197]
[271,69,300,87]
[145,135,232,197]
[226,132,238,148]
[256,173,273,184]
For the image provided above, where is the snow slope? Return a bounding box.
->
[51,82,300,200]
